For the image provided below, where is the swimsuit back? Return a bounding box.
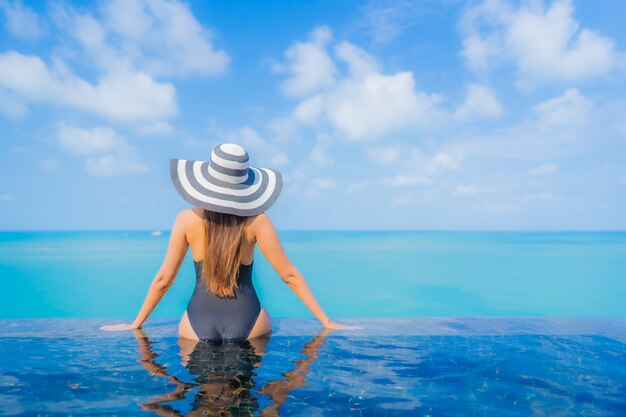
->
[186,260,261,342]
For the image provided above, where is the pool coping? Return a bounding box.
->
[0,317,624,344]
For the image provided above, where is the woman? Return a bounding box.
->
[101,143,353,341]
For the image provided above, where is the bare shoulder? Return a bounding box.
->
[247,213,272,230]
[246,213,273,241]
[174,208,203,228]
[250,212,270,223]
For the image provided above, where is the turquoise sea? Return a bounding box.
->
[1,231,625,319]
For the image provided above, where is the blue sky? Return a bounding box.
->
[0,0,625,230]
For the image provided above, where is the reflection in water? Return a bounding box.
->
[132,328,333,416]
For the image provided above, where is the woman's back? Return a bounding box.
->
[184,208,262,342]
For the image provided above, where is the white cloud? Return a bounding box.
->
[0,0,229,124]
[334,40,380,76]
[356,0,444,44]
[85,155,149,177]
[267,117,299,143]
[270,152,290,167]
[53,0,229,78]
[423,152,463,175]
[280,26,442,141]
[460,0,617,85]
[347,174,433,194]
[451,181,562,214]
[302,187,322,200]
[312,177,337,190]
[461,34,493,74]
[365,146,463,189]
[534,88,592,127]
[368,146,460,170]
[323,71,441,140]
[455,184,479,197]
[454,183,503,197]
[309,138,334,167]
[293,95,323,124]
[366,146,401,165]
[442,89,596,161]
[55,121,148,176]
[321,146,460,195]
[379,174,431,187]
[0,51,178,122]
[455,83,503,121]
[227,126,265,151]
[0,0,45,41]
[281,168,307,196]
[57,122,129,155]
[274,25,337,97]
[135,121,175,136]
[526,163,559,176]
[444,128,553,161]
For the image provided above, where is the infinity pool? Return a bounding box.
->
[1,317,625,416]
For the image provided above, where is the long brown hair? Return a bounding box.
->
[201,209,248,298]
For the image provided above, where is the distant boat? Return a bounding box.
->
[150,230,162,236]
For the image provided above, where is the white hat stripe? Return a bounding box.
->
[210,151,249,170]
[251,169,276,209]
[194,161,261,196]
[208,164,248,184]
[216,144,248,161]
[178,161,276,210]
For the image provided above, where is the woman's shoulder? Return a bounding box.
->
[243,213,273,241]
[188,207,205,220]
[172,208,204,230]
[247,212,272,227]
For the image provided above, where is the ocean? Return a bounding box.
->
[1,230,625,320]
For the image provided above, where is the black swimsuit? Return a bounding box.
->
[187,260,262,342]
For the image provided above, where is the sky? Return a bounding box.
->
[0,0,625,231]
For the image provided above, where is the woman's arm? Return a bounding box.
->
[131,211,189,328]
[101,211,189,331]
[253,213,355,329]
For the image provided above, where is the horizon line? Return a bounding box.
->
[1,229,625,233]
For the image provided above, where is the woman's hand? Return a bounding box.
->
[322,319,362,330]
[99,323,141,331]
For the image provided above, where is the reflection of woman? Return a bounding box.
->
[101,143,355,340]
[132,327,334,416]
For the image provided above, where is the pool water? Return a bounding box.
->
[1,317,625,416]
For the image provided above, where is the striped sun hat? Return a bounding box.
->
[169,143,282,216]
